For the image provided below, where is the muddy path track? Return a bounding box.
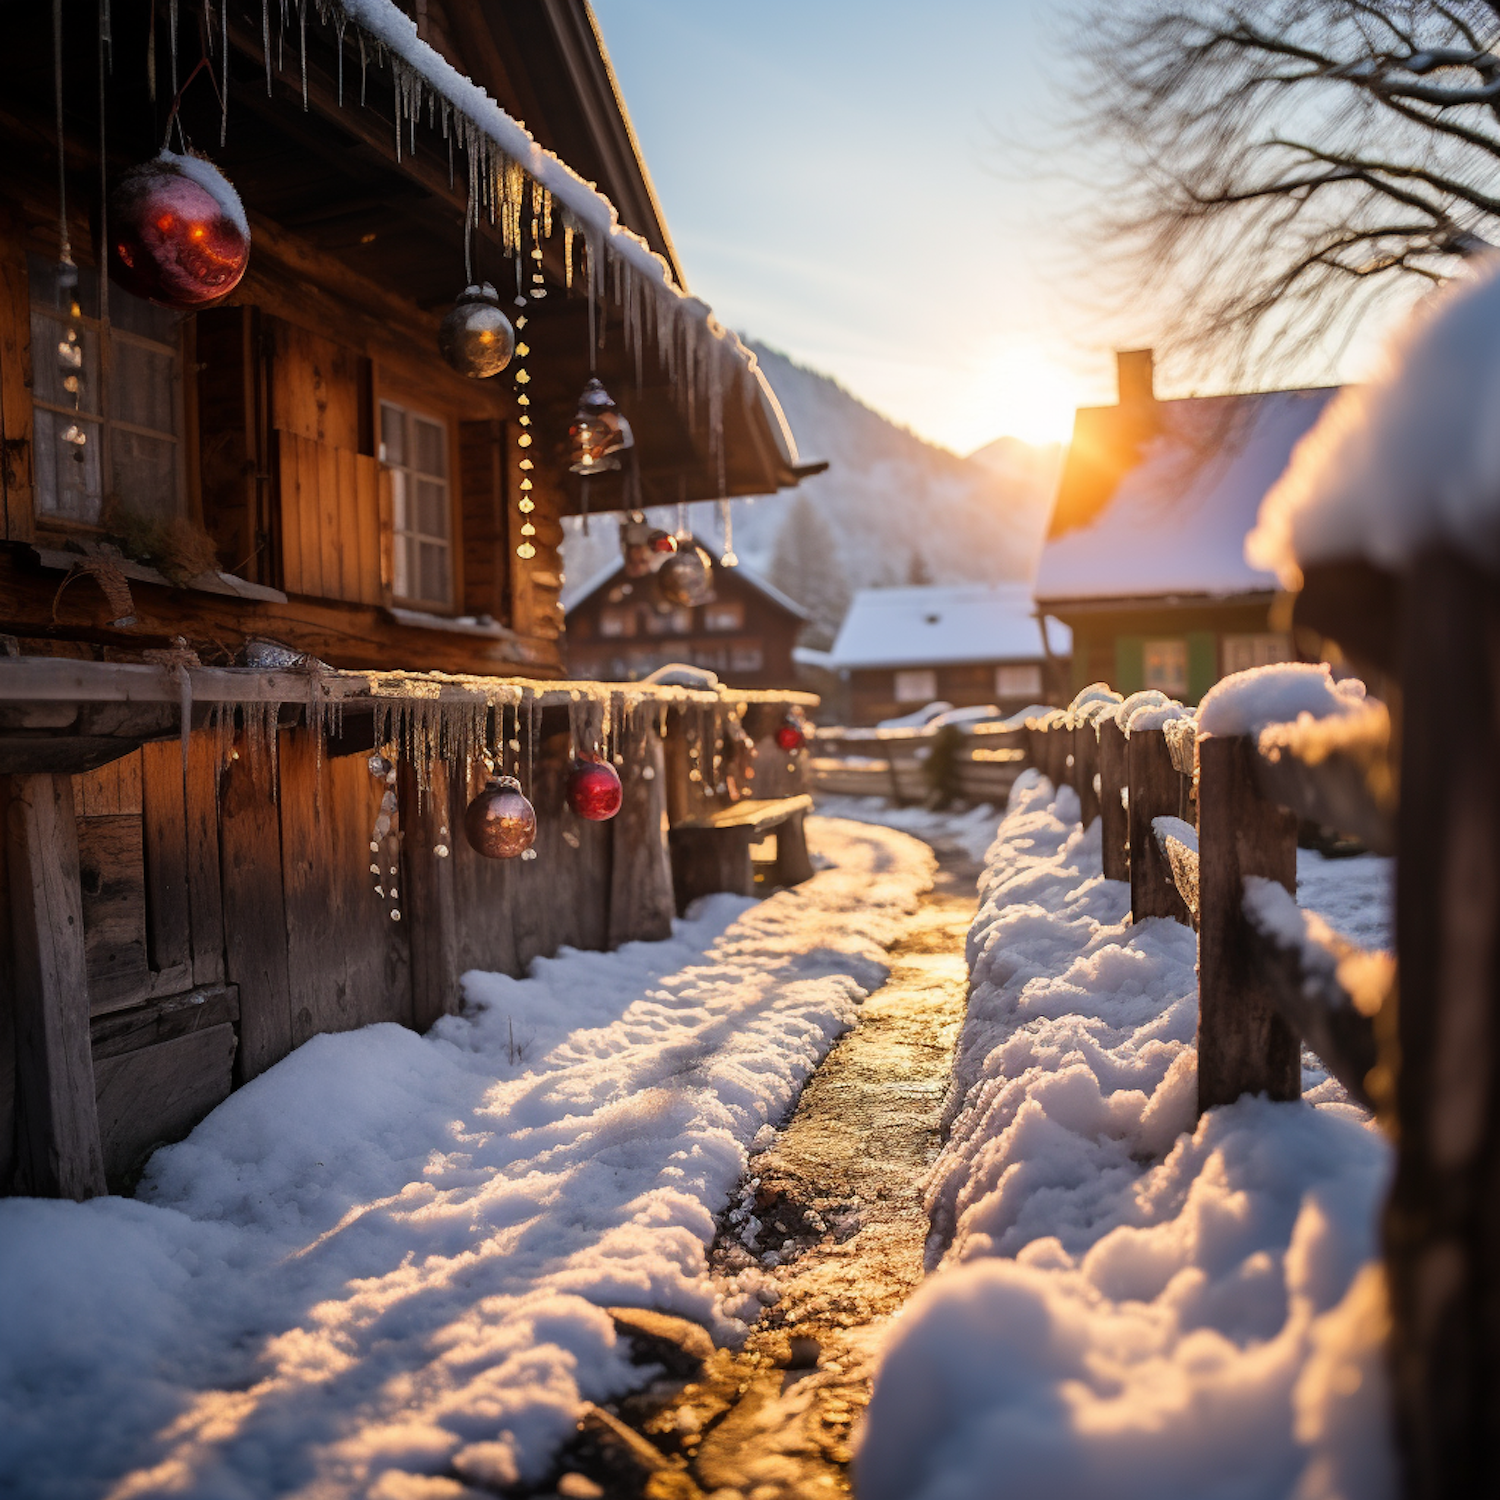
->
[543,832,981,1500]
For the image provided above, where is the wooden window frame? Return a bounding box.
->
[378,395,458,613]
[27,256,189,531]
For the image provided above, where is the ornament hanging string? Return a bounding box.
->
[160,51,224,153]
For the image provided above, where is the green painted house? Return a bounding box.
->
[1034,351,1337,703]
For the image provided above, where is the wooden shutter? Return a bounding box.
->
[274,429,385,604]
[458,418,510,623]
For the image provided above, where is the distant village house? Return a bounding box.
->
[806,583,1067,725]
[563,535,809,690]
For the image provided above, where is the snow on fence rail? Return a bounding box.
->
[809,719,1029,807]
[1025,670,1393,1118]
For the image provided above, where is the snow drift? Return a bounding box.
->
[0,818,932,1499]
[857,774,1395,1500]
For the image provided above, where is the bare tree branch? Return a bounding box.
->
[1079,0,1500,380]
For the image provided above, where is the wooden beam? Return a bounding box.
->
[3,772,106,1197]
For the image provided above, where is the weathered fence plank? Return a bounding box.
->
[1385,549,1500,1495]
[1196,734,1301,1113]
[1127,728,1191,925]
[1098,716,1129,881]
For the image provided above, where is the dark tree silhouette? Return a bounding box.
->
[1084,0,1500,373]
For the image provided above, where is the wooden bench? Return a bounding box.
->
[668,794,815,912]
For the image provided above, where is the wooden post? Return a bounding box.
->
[1385,550,1500,1496]
[608,722,675,948]
[3,773,106,1198]
[1074,723,1101,826]
[773,808,815,887]
[219,740,293,1083]
[1098,715,1129,881]
[400,759,460,1033]
[1195,733,1300,1113]
[1128,728,1192,925]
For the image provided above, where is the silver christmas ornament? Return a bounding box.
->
[438,283,515,379]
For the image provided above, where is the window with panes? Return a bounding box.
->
[28,255,185,525]
[379,400,452,609]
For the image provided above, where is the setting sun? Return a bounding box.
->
[968,345,1085,449]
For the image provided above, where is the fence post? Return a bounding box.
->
[1195,733,1301,1113]
[1074,722,1101,826]
[1384,550,1500,1496]
[1098,715,1129,880]
[1127,726,1191,924]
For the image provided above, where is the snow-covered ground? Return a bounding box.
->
[0,817,933,1500]
[858,773,1394,1500]
[813,793,1003,866]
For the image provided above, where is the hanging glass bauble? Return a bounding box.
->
[656,541,714,608]
[438,282,515,378]
[568,378,634,474]
[464,774,537,859]
[566,758,623,821]
[108,151,250,309]
[775,714,809,753]
[650,531,678,554]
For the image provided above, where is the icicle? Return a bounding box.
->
[298,0,307,109]
[358,27,366,104]
[261,0,272,93]
[334,11,345,104]
[169,0,179,101]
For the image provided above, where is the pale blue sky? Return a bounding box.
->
[590,1,1129,453]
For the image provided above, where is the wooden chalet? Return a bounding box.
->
[562,533,810,689]
[0,0,817,1200]
[1036,351,1336,703]
[811,583,1068,726]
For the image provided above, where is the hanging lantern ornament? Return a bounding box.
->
[566,757,623,822]
[439,282,515,379]
[108,150,250,309]
[776,713,810,753]
[569,378,634,475]
[464,774,537,859]
[656,539,715,608]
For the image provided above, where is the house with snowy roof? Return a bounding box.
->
[1035,351,1337,703]
[562,535,809,689]
[813,583,1069,725]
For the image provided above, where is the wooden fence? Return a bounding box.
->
[809,719,1029,807]
[1028,549,1500,1500]
[1028,699,1394,1117]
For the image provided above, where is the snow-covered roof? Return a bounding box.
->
[561,539,810,621]
[284,1,798,474]
[1249,266,1500,584]
[825,585,1066,670]
[1036,389,1337,605]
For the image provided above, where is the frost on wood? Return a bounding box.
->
[1196,662,1368,739]
[1248,263,1500,584]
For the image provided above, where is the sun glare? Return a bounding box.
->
[968,347,1085,449]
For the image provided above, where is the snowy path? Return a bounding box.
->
[549,834,979,1499]
[0,819,932,1500]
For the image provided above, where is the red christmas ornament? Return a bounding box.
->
[109,151,250,309]
[775,717,807,753]
[464,775,537,859]
[566,758,623,821]
[650,532,678,555]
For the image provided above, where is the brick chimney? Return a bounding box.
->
[1116,348,1155,407]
